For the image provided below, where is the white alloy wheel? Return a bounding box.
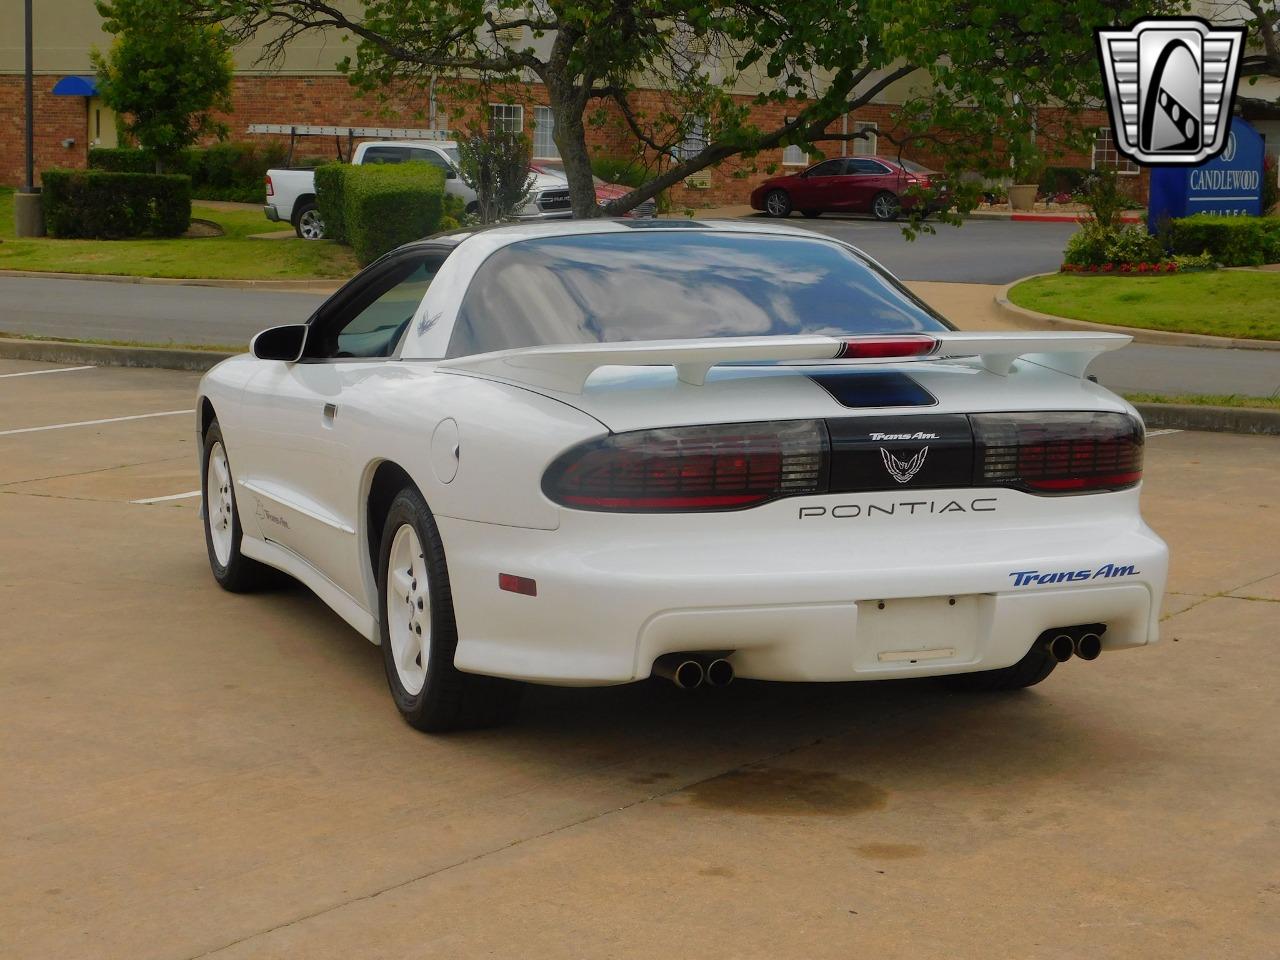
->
[872,191,900,221]
[206,441,235,566]
[386,522,431,696]
[297,206,325,240]
[765,189,790,217]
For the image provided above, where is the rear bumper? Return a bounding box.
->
[437,487,1168,686]
[264,204,282,223]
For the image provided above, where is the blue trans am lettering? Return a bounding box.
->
[1008,563,1141,587]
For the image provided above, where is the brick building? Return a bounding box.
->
[2,1,1232,208]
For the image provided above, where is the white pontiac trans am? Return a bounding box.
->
[198,219,1168,731]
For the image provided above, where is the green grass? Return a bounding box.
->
[1008,271,1280,341]
[0,187,358,280]
[1124,392,1280,410]
[0,330,241,352]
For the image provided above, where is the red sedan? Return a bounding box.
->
[750,156,943,220]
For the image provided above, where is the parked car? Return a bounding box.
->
[750,156,946,220]
[198,220,1166,732]
[264,140,575,239]
[531,161,657,217]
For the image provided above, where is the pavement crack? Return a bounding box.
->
[183,741,818,960]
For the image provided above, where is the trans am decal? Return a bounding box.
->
[1009,563,1140,587]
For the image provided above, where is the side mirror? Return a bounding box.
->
[445,168,458,180]
[250,324,308,362]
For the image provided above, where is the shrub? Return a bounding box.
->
[1039,165,1090,196]
[1165,214,1280,267]
[42,169,191,239]
[88,147,155,173]
[1063,221,1161,267]
[314,163,349,242]
[456,131,534,222]
[1080,169,1126,230]
[90,141,288,201]
[342,164,445,265]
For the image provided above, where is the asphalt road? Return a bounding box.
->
[756,214,1082,284]
[2,358,1277,960]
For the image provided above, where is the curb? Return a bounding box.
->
[0,269,341,293]
[967,211,1143,224]
[1134,402,1280,436]
[995,274,1280,351]
[0,338,233,372]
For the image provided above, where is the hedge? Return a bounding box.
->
[1164,214,1280,267]
[340,164,446,265]
[314,163,349,243]
[42,170,191,239]
[88,141,289,203]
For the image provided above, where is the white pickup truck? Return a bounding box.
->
[265,139,577,239]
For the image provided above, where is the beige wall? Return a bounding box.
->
[0,0,351,75]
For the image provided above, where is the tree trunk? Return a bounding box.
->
[547,83,599,218]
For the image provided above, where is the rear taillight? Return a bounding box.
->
[972,412,1144,494]
[265,175,274,197]
[543,420,829,512]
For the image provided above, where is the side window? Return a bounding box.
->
[307,256,439,359]
[850,158,892,175]
[361,146,406,165]
[408,149,451,171]
[807,159,845,177]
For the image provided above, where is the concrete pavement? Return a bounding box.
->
[1,359,1278,959]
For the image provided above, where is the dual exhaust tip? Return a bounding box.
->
[1044,626,1104,663]
[652,653,734,690]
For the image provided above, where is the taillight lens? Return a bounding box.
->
[836,335,938,359]
[972,412,1144,494]
[265,175,274,197]
[544,420,829,512]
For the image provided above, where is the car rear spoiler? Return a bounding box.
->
[435,331,1131,394]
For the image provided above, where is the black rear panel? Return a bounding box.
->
[826,414,974,493]
[809,371,937,409]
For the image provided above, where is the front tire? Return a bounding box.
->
[202,421,275,592]
[293,201,325,240]
[763,189,792,217]
[871,191,900,221]
[377,485,523,732]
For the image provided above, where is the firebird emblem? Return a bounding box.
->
[880,447,928,483]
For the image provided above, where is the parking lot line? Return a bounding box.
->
[130,489,202,504]
[0,365,96,379]
[0,408,194,437]
[1147,429,1183,438]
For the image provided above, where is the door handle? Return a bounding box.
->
[323,403,338,421]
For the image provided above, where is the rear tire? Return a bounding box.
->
[941,642,1057,692]
[871,191,900,221]
[201,421,276,593]
[293,201,325,240]
[763,189,792,217]
[377,485,523,732]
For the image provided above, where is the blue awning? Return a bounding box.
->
[52,75,97,96]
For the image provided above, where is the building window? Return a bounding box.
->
[782,143,808,166]
[678,116,707,160]
[851,121,878,157]
[532,106,558,159]
[1092,127,1139,175]
[489,103,524,135]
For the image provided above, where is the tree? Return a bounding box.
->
[199,0,1173,221]
[93,0,235,171]
[455,131,535,223]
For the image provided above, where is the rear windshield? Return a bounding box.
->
[447,231,951,357]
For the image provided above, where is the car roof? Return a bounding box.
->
[406,217,830,252]
[359,140,458,150]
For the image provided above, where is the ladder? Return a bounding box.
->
[246,124,454,164]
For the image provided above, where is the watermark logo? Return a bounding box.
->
[1095,17,1245,166]
[880,447,928,483]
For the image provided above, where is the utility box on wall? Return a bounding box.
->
[1147,118,1264,232]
